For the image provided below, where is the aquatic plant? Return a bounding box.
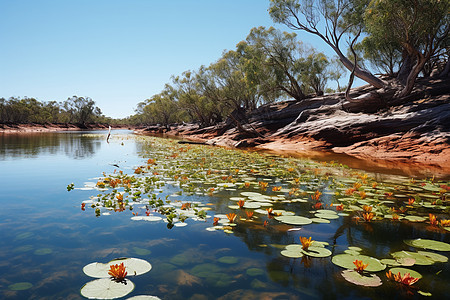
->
[353,260,368,273]
[386,270,420,286]
[108,263,127,282]
[300,237,313,250]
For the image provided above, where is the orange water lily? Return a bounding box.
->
[440,219,450,227]
[213,217,220,226]
[244,182,251,188]
[386,270,420,286]
[407,197,415,205]
[238,200,245,209]
[245,210,254,219]
[181,202,191,210]
[300,236,313,250]
[429,213,438,226]
[363,212,374,222]
[353,259,368,273]
[226,213,236,223]
[259,181,268,190]
[272,186,282,192]
[108,262,127,281]
[362,205,372,213]
[116,193,123,201]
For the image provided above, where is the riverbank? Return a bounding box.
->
[138,79,450,177]
[0,123,132,133]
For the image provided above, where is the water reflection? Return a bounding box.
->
[0,132,103,160]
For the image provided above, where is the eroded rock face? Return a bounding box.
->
[139,79,450,176]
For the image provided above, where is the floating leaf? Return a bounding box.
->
[8,282,33,291]
[218,256,239,264]
[34,248,52,255]
[83,258,152,278]
[127,296,162,300]
[391,251,434,266]
[246,268,265,276]
[388,267,422,279]
[404,239,450,251]
[417,251,448,263]
[341,270,382,287]
[332,254,386,272]
[301,246,332,258]
[281,249,304,258]
[80,278,134,299]
[274,215,312,225]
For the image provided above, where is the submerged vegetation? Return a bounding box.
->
[70,133,449,298]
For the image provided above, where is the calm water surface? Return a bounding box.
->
[0,131,448,299]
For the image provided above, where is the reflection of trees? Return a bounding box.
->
[0,133,100,160]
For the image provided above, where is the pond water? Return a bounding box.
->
[0,130,449,299]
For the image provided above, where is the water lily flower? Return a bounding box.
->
[116,193,123,201]
[213,217,219,226]
[81,203,86,211]
[335,204,344,211]
[147,158,156,165]
[407,197,415,205]
[359,191,367,199]
[300,236,313,250]
[392,214,399,221]
[244,182,251,188]
[181,202,191,210]
[272,186,282,192]
[363,212,374,222]
[238,200,245,209]
[440,219,450,227]
[108,262,127,281]
[311,190,322,201]
[429,213,438,226]
[226,213,236,223]
[353,259,368,273]
[386,270,419,286]
[245,210,254,219]
[259,181,268,191]
[353,182,362,189]
[134,167,142,174]
[313,202,323,210]
[362,205,372,213]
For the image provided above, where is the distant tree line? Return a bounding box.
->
[0,96,115,126]
[131,26,347,127]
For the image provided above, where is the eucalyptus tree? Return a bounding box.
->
[269,0,450,99]
[63,96,102,125]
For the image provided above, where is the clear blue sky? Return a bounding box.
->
[0,0,338,119]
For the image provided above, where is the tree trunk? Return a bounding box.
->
[330,45,386,89]
[399,55,427,97]
[397,51,416,84]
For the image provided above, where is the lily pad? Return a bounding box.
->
[218,256,239,264]
[275,215,312,225]
[8,282,33,291]
[83,258,152,278]
[133,247,151,256]
[391,251,434,266]
[34,248,53,255]
[80,278,135,299]
[127,296,161,300]
[404,239,450,251]
[417,251,448,263]
[404,216,426,222]
[246,268,265,276]
[341,270,382,287]
[388,267,422,279]
[332,254,386,272]
[301,246,332,258]
[281,249,304,258]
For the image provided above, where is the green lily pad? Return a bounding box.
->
[341,270,382,287]
[133,247,151,256]
[281,249,304,258]
[8,282,33,291]
[332,254,386,272]
[83,258,152,278]
[388,267,422,279]
[417,251,448,263]
[391,251,434,266]
[246,268,265,276]
[348,246,362,252]
[191,263,221,278]
[218,256,239,264]
[404,216,426,222]
[380,259,400,267]
[274,215,312,225]
[311,218,331,223]
[301,246,332,258]
[80,278,134,299]
[315,213,339,220]
[404,239,450,251]
[34,248,52,255]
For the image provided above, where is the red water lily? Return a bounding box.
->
[353,259,368,273]
[108,262,127,281]
[386,270,420,286]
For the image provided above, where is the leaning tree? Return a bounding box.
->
[269,0,449,105]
